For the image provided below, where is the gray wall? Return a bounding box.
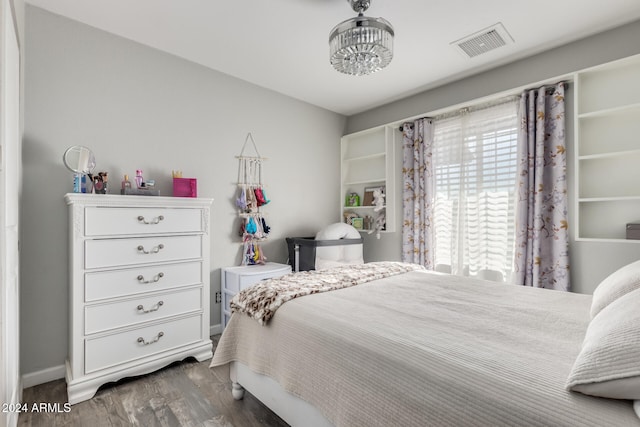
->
[348,19,640,296]
[21,6,345,375]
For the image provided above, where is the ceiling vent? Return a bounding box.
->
[452,23,514,58]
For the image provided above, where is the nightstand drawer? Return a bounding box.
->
[85,235,202,269]
[85,261,202,302]
[223,263,292,292]
[221,263,291,328]
[85,314,203,374]
[224,290,235,312]
[85,287,202,334]
[85,207,203,236]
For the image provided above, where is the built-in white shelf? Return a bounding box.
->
[344,179,387,186]
[341,126,396,233]
[577,102,640,119]
[575,54,640,242]
[578,148,640,161]
[344,152,386,162]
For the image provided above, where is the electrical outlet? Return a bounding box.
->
[215,291,221,304]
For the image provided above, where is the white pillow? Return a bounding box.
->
[567,288,640,399]
[590,259,640,318]
[314,223,363,270]
[635,400,640,420]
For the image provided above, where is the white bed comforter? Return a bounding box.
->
[211,269,640,427]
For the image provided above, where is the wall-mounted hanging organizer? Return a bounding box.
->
[236,133,271,265]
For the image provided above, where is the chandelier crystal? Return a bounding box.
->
[329,0,394,76]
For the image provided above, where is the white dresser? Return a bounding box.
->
[221,262,291,327]
[64,194,213,404]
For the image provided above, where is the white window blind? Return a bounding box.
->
[431,100,518,282]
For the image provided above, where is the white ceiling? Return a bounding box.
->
[24,0,640,116]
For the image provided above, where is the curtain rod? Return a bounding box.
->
[399,119,431,132]
[398,81,569,132]
[521,80,568,94]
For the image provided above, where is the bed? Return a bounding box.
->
[210,261,640,427]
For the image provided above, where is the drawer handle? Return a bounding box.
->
[137,244,164,254]
[138,215,164,225]
[137,300,164,313]
[137,272,164,285]
[137,331,164,345]
[137,272,164,284]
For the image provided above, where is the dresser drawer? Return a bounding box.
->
[85,287,202,334]
[85,261,202,302]
[85,235,202,269]
[84,314,203,374]
[85,207,203,236]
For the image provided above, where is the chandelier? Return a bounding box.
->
[329,0,394,76]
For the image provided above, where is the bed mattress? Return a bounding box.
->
[211,269,640,427]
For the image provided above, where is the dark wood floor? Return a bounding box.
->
[18,335,289,427]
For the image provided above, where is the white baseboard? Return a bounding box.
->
[210,323,223,336]
[21,364,66,389]
[22,325,224,389]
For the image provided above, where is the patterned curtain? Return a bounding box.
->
[514,82,570,291]
[401,118,435,268]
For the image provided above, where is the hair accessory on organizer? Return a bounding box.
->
[254,187,266,206]
[244,241,254,265]
[253,216,264,239]
[246,187,257,211]
[261,188,270,205]
[246,217,257,234]
[236,187,247,210]
[258,244,267,263]
[261,217,271,234]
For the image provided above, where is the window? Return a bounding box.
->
[431,100,518,282]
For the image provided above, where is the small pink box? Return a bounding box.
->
[173,178,197,197]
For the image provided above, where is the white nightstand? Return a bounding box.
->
[221,262,292,327]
